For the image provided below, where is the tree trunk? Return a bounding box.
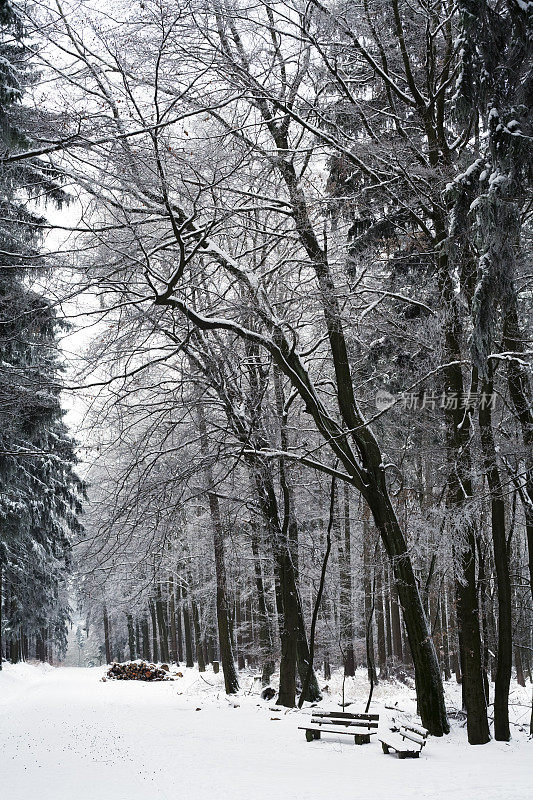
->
[363,519,378,685]
[235,591,246,670]
[503,292,533,601]
[455,547,490,743]
[273,364,299,574]
[36,628,47,662]
[141,617,151,661]
[197,400,239,694]
[149,600,159,663]
[384,566,393,661]
[181,583,194,668]
[298,474,335,709]
[192,599,206,672]
[250,459,320,704]
[168,574,179,664]
[515,646,526,687]
[439,251,489,742]
[175,582,184,663]
[375,564,387,677]
[440,590,452,682]
[340,482,355,676]
[126,614,136,661]
[275,150,448,734]
[250,528,275,685]
[135,620,141,660]
[155,584,170,663]
[479,375,512,740]
[477,540,491,705]
[103,603,112,664]
[447,584,461,683]
[390,580,403,663]
[246,325,318,701]
[276,541,298,707]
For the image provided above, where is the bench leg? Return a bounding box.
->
[354,734,370,745]
[305,730,320,741]
[398,751,419,759]
[381,743,390,754]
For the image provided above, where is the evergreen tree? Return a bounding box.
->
[0,0,82,666]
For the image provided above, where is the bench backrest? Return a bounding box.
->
[313,711,379,721]
[311,711,379,728]
[399,724,429,748]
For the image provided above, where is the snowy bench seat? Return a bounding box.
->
[299,711,379,745]
[379,723,429,758]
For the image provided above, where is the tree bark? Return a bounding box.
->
[339,482,355,676]
[250,459,320,704]
[168,574,179,664]
[515,646,526,688]
[103,604,112,664]
[299,475,335,708]
[141,616,151,661]
[235,591,246,670]
[440,590,451,682]
[391,580,403,663]
[503,300,533,600]
[126,614,136,661]
[363,518,378,685]
[384,565,393,661]
[276,541,299,707]
[175,582,184,663]
[149,599,159,663]
[438,243,489,742]
[479,375,512,739]
[155,584,170,663]
[375,564,387,677]
[192,598,206,672]
[197,400,239,694]
[135,620,141,660]
[181,583,194,668]
[250,528,275,685]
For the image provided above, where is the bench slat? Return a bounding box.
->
[379,733,406,748]
[400,730,425,746]
[310,717,378,728]
[379,734,417,753]
[313,711,379,721]
[402,723,428,738]
[300,725,377,736]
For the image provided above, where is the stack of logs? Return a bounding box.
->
[104,661,173,681]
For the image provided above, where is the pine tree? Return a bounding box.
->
[0,0,82,666]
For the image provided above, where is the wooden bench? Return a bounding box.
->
[299,711,379,745]
[379,722,429,758]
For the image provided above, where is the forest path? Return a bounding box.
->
[0,664,529,800]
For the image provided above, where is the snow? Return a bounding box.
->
[0,662,531,800]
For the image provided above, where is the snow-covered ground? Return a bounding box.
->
[0,662,530,800]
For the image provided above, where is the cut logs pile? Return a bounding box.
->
[104,661,173,681]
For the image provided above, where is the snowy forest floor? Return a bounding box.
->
[0,662,531,800]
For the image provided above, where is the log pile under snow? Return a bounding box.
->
[103,661,174,681]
